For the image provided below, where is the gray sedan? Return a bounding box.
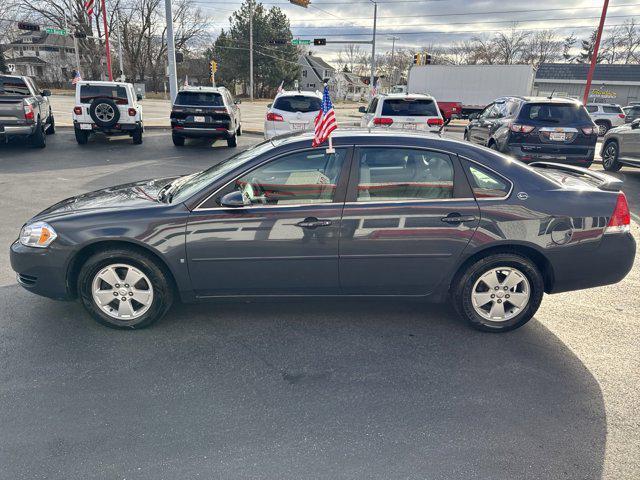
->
[10,130,636,332]
[601,118,640,171]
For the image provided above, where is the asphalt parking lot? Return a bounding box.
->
[1,130,639,479]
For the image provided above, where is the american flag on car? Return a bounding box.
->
[312,84,338,148]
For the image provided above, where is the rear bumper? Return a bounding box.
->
[172,127,233,138]
[10,241,73,301]
[0,124,37,138]
[547,232,636,294]
[507,144,596,166]
[74,121,142,135]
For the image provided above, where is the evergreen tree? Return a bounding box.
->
[0,48,8,74]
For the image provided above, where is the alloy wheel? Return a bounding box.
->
[91,263,154,320]
[603,144,617,168]
[471,267,530,322]
[95,103,115,122]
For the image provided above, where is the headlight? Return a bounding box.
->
[19,222,58,248]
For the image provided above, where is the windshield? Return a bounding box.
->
[80,85,129,105]
[273,95,321,113]
[519,103,592,124]
[169,140,275,203]
[0,77,30,96]
[381,98,438,116]
[174,91,224,107]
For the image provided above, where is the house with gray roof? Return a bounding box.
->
[533,63,640,106]
[299,54,335,91]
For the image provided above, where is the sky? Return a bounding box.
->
[196,0,640,63]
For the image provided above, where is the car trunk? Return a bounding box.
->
[0,97,27,126]
[171,106,231,129]
[267,95,321,137]
[378,98,441,130]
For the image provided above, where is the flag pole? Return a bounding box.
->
[326,136,334,154]
[100,0,113,81]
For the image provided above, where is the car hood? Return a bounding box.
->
[33,176,179,220]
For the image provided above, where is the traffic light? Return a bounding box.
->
[413,53,421,65]
[313,38,326,46]
[425,53,432,65]
[209,60,217,78]
[289,0,310,6]
[18,22,40,31]
[269,39,287,45]
[73,31,87,39]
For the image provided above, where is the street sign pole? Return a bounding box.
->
[164,0,178,103]
[249,5,254,102]
[369,1,377,94]
[583,0,609,105]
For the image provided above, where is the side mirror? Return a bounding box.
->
[234,99,242,105]
[267,103,273,108]
[632,119,640,129]
[358,106,367,114]
[41,89,51,97]
[136,93,143,101]
[220,190,249,208]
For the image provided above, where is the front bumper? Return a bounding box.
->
[10,241,73,300]
[507,144,596,166]
[172,126,233,139]
[547,232,636,293]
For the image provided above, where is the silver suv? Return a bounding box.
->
[359,93,443,132]
[585,103,626,136]
[601,118,640,171]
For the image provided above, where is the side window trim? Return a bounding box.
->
[344,146,474,204]
[459,156,513,201]
[195,146,354,211]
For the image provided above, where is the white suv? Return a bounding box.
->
[359,93,443,132]
[73,81,143,144]
[586,103,626,136]
[264,90,322,139]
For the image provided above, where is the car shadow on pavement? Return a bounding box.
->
[0,285,605,480]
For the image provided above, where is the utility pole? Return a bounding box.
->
[63,13,81,75]
[369,0,377,94]
[387,35,399,86]
[249,4,254,101]
[164,0,178,103]
[583,0,609,104]
[115,10,125,80]
[100,0,113,80]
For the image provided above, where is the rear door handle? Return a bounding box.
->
[441,214,476,223]
[296,217,333,229]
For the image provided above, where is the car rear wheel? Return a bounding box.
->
[75,127,89,145]
[29,120,46,148]
[595,120,611,136]
[227,132,237,148]
[78,248,173,329]
[132,128,143,145]
[45,113,55,135]
[453,253,544,332]
[172,134,185,146]
[602,141,622,172]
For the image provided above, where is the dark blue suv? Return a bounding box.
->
[464,96,598,167]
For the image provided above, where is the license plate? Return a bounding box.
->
[193,116,205,123]
[549,132,566,141]
[290,123,306,131]
[403,123,417,130]
[80,124,92,130]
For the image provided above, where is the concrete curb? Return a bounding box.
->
[54,125,265,136]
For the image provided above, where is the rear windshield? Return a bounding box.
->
[0,77,30,96]
[273,95,321,113]
[80,85,129,105]
[519,103,592,124]
[381,98,438,117]
[175,91,224,107]
[603,106,623,114]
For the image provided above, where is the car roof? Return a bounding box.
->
[497,95,582,105]
[378,93,435,100]
[275,90,321,98]
[77,81,132,87]
[586,103,620,107]
[180,86,227,93]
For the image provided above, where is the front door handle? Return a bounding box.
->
[296,217,333,229]
[441,214,476,224]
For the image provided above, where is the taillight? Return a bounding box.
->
[618,113,625,118]
[128,108,137,116]
[24,105,35,122]
[427,118,444,126]
[509,124,535,133]
[266,112,284,122]
[581,126,596,135]
[73,106,82,115]
[373,117,393,125]
[605,193,631,234]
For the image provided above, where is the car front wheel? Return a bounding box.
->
[78,248,174,329]
[172,134,185,146]
[227,132,237,148]
[602,141,622,172]
[453,253,544,332]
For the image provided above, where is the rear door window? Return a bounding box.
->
[0,77,30,96]
[381,98,438,117]
[80,85,129,105]
[586,105,598,113]
[357,148,454,201]
[520,103,592,124]
[174,91,224,107]
[273,95,321,113]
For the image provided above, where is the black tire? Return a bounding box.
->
[75,127,89,145]
[595,120,611,137]
[132,128,143,145]
[172,134,185,146]
[463,130,469,141]
[227,132,237,148]
[45,112,55,135]
[77,248,174,329]
[488,141,498,150]
[89,97,120,128]
[29,119,46,148]
[237,123,243,136]
[602,140,622,172]
[452,253,544,332]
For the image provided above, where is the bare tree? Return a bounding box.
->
[522,30,562,67]
[337,44,362,73]
[492,25,531,64]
